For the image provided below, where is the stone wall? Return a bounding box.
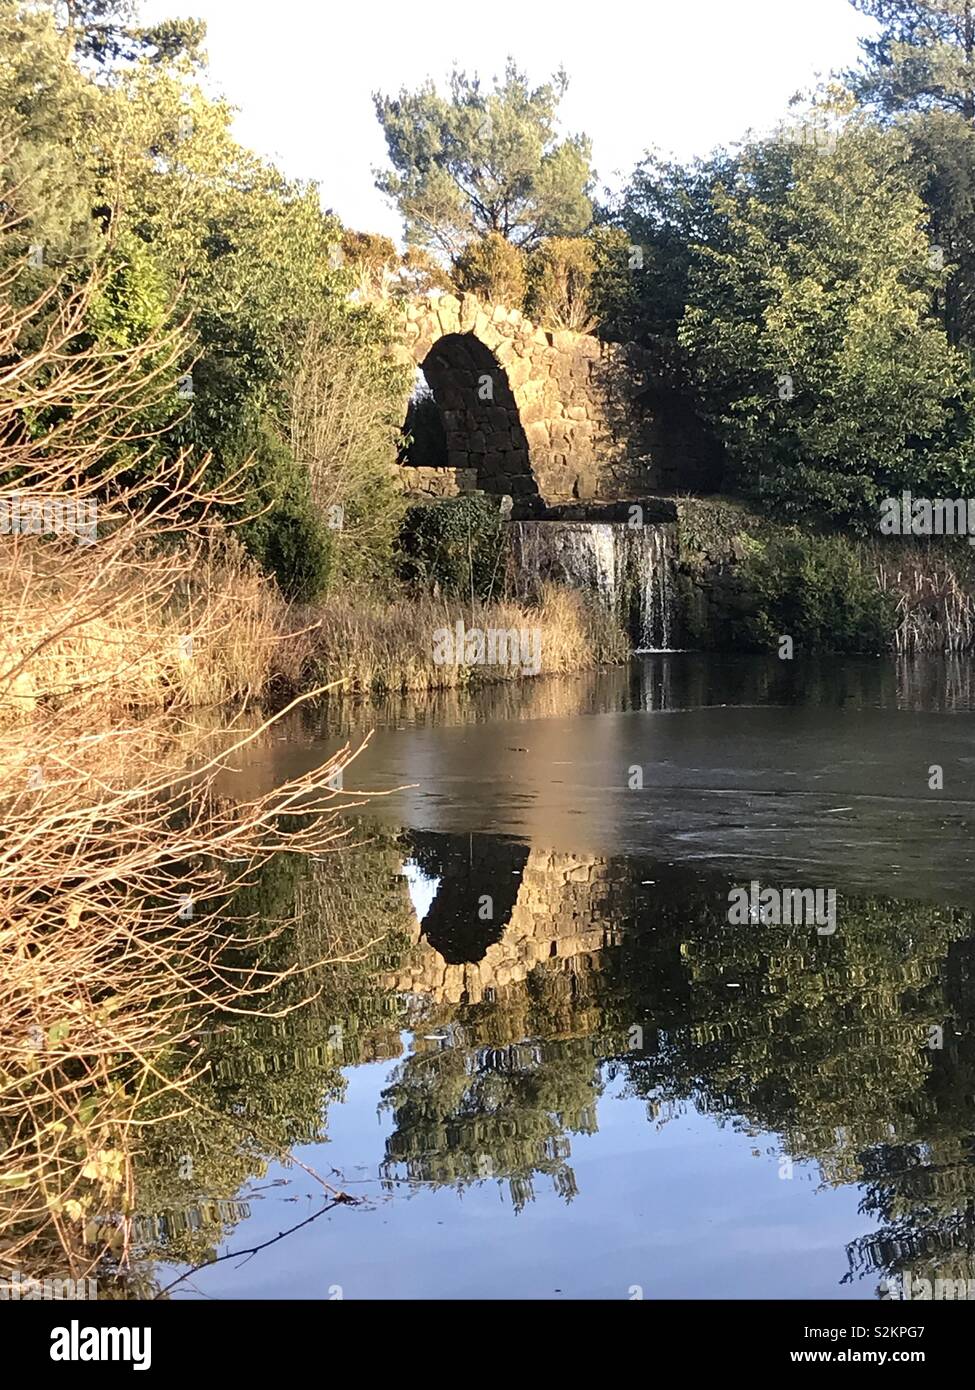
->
[397,465,478,499]
[394,293,666,513]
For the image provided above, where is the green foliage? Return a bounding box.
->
[525,235,595,330]
[736,531,895,653]
[848,2,975,347]
[452,230,527,305]
[85,229,170,348]
[849,1,975,119]
[233,423,334,602]
[1,0,406,603]
[678,121,975,523]
[373,60,593,259]
[601,152,734,350]
[396,495,505,598]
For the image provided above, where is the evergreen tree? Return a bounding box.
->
[373,60,593,258]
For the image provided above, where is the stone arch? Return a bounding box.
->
[397,292,596,510]
[396,291,667,513]
[417,332,540,507]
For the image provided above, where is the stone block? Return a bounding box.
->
[552,330,578,352]
[505,357,531,388]
[460,294,480,330]
[518,400,547,425]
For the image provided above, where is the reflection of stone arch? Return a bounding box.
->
[407,832,530,965]
[387,843,621,1005]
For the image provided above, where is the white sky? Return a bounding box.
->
[139,0,877,241]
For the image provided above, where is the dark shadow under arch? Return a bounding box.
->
[418,333,541,507]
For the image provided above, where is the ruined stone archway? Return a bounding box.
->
[396,292,661,513]
[417,332,541,508]
[394,291,723,513]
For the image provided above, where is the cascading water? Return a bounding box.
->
[508,520,680,651]
[636,525,675,652]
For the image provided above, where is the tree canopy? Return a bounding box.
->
[373,60,594,258]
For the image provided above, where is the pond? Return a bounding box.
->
[149,654,975,1300]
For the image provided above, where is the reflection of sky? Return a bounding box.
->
[402,860,439,924]
[161,1064,879,1301]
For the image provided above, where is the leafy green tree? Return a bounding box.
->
[679,121,975,521]
[373,61,593,258]
[850,0,975,118]
[3,1,407,598]
[599,152,735,352]
[848,2,975,344]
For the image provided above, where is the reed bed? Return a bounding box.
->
[874,544,975,654]
[303,583,629,694]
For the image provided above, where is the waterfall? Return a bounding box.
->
[509,520,679,650]
[636,525,675,652]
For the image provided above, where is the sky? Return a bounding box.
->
[139,0,877,242]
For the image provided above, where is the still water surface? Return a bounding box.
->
[151,655,975,1299]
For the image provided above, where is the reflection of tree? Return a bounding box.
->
[844,933,975,1291]
[128,824,416,1276]
[379,1031,598,1210]
[123,817,975,1297]
[609,891,975,1291]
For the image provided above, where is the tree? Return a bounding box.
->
[848,1,975,343]
[373,60,593,259]
[54,0,207,67]
[2,0,408,599]
[601,151,737,350]
[678,121,975,522]
[849,1,975,118]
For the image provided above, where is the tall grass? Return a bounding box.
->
[303,584,629,694]
[874,544,975,654]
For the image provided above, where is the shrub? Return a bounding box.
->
[396,495,506,598]
[283,325,409,590]
[737,531,895,654]
[452,231,527,306]
[235,426,334,602]
[525,236,596,330]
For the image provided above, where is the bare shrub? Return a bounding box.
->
[0,207,373,1282]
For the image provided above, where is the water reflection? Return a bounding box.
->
[136,815,975,1299]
